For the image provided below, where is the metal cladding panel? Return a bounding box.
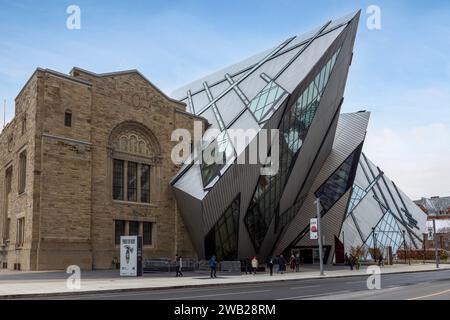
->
[171,48,274,100]
[239,73,270,103]
[351,189,386,241]
[191,91,210,112]
[354,162,371,189]
[209,80,230,98]
[278,21,361,214]
[228,109,260,156]
[201,164,262,257]
[340,215,364,254]
[252,46,304,87]
[276,26,346,93]
[215,90,246,126]
[396,186,427,235]
[275,112,370,254]
[173,164,207,200]
[172,187,204,257]
[202,107,220,129]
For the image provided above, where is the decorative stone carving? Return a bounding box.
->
[109,122,161,158]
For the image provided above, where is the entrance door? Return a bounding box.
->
[299,249,313,264]
[335,236,345,264]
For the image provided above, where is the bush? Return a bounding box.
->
[397,249,448,261]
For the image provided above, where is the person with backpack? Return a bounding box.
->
[209,255,218,278]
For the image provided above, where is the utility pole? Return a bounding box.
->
[315,198,325,276]
[402,230,407,264]
[433,219,440,269]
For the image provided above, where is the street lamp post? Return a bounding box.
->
[315,198,325,276]
[402,230,407,265]
[433,219,440,269]
[372,227,377,262]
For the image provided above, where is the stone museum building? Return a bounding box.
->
[0,67,205,270]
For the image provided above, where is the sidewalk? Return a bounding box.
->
[0,263,448,298]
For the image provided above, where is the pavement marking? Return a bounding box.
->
[161,289,272,300]
[277,290,351,300]
[289,285,321,290]
[407,288,450,300]
[344,280,364,285]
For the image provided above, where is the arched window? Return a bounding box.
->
[109,122,161,204]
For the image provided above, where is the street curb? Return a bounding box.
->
[0,267,448,299]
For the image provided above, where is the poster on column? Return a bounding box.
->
[310,218,318,240]
[120,236,143,277]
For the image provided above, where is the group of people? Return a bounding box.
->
[344,252,385,270]
[175,252,308,278]
[244,253,302,276]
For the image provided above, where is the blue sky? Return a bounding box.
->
[1,0,449,198]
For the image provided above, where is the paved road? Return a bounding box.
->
[23,269,450,300]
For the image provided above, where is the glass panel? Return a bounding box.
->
[315,144,362,214]
[143,222,152,245]
[140,164,150,203]
[127,162,138,202]
[114,220,125,245]
[113,160,124,200]
[129,221,139,236]
[248,81,286,122]
[200,130,235,187]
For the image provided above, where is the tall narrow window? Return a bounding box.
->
[18,151,27,194]
[140,164,151,203]
[65,110,72,127]
[129,221,139,236]
[127,162,138,202]
[113,160,124,200]
[21,116,27,136]
[143,222,153,245]
[114,220,125,245]
[5,166,12,195]
[5,218,10,241]
[16,218,25,248]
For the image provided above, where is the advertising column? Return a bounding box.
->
[120,236,143,277]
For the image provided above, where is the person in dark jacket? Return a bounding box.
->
[244,257,251,274]
[209,256,218,278]
[267,257,274,276]
[279,255,286,274]
[175,254,183,277]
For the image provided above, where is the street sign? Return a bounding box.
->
[428,226,434,241]
[120,236,143,277]
[310,218,318,240]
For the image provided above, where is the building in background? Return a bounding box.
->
[415,197,450,217]
[171,11,427,264]
[0,67,204,271]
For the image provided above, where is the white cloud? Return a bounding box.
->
[364,123,450,200]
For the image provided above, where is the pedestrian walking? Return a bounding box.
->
[378,254,384,267]
[175,254,183,277]
[295,253,300,272]
[209,255,218,278]
[244,256,251,275]
[344,253,349,266]
[267,257,274,276]
[279,254,286,274]
[349,254,355,270]
[289,255,296,272]
[251,256,258,275]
